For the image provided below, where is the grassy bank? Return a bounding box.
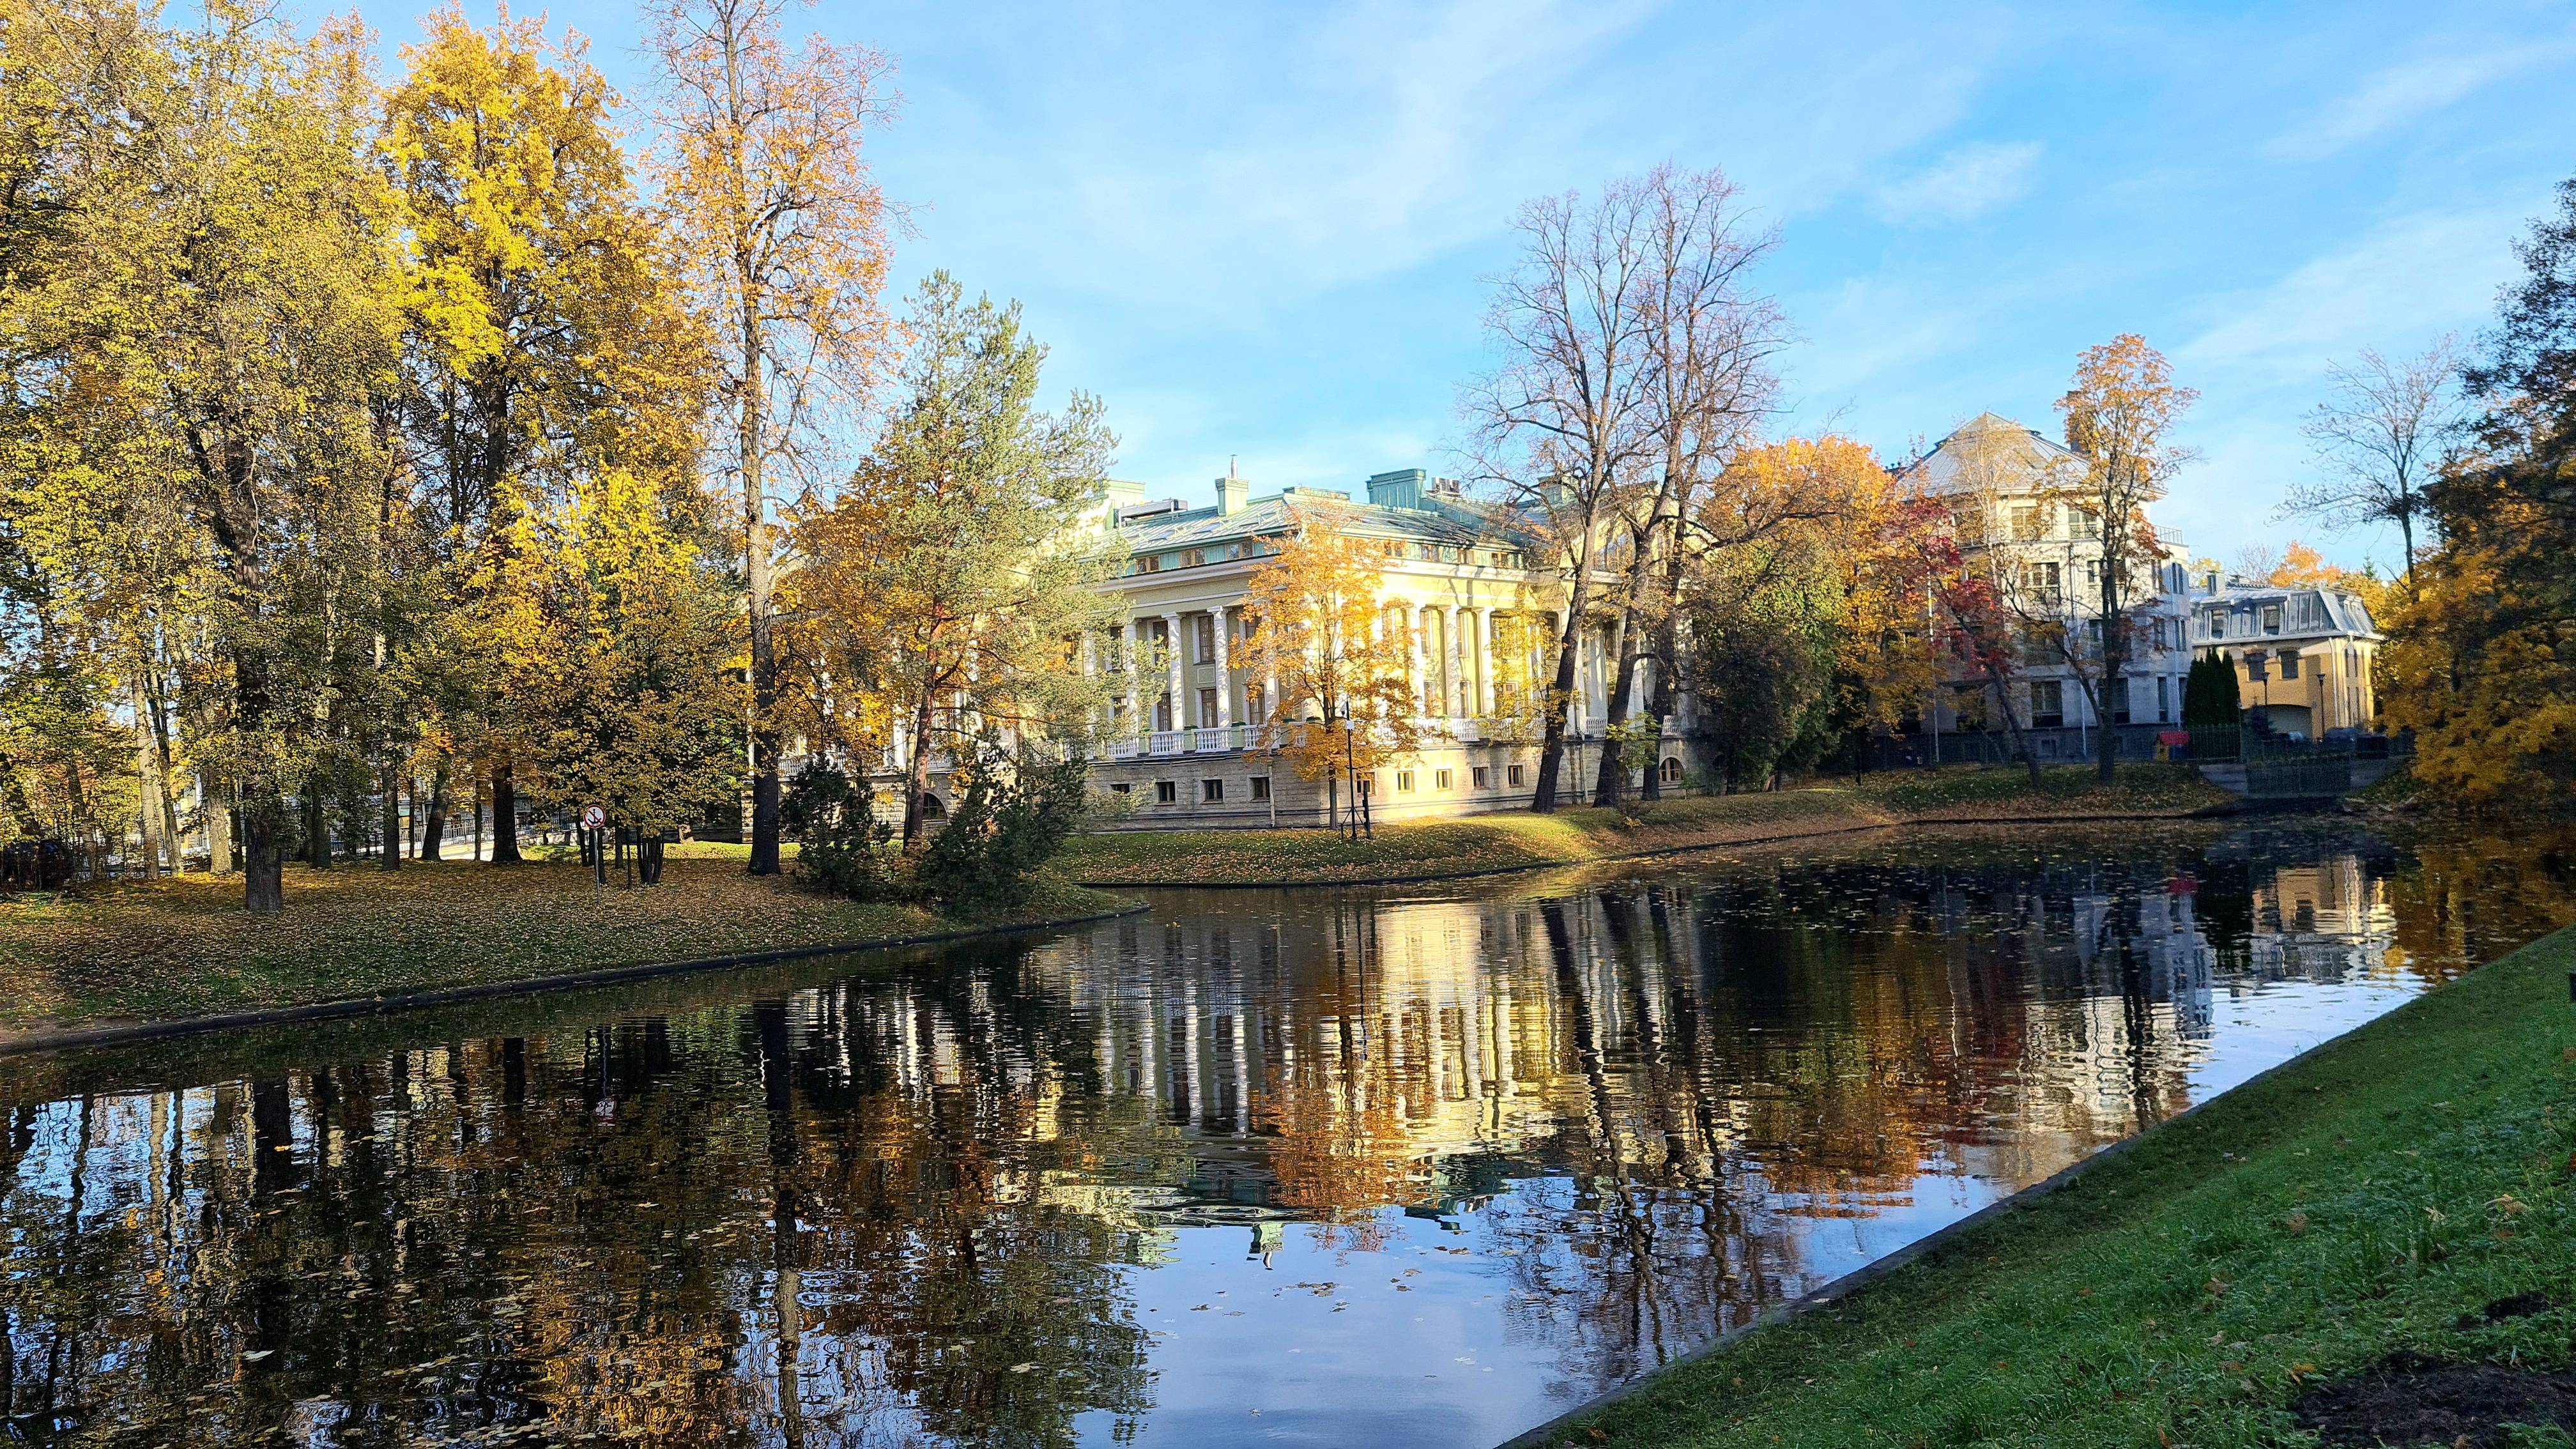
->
[0,852,1130,1034]
[1066,763,2232,886]
[1540,926,2576,1449]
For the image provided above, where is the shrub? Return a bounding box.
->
[914,749,1091,911]
[781,759,905,901]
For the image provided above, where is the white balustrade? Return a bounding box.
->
[1149,730,1184,756]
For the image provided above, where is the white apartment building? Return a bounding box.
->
[1907,413,2198,740]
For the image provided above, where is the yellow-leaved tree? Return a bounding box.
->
[1239,505,1425,838]
[647,0,894,877]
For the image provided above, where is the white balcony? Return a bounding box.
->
[1192,725,1238,753]
[1149,730,1184,756]
[1104,737,1143,760]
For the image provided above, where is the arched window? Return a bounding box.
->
[1659,756,1683,784]
[921,795,947,820]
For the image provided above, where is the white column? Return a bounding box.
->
[1121,623,1140,732]
[1165,611,1186,730]
[1446,606,1469,718]
[1471,607,1494,716]
[1211,607,1232,728]
[1406,603,1427,716]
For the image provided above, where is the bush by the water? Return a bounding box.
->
[784,752,1089,911]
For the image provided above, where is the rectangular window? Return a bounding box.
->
[1197,687,1218,724]
[1244,683,1266,720]
[2281,652,2299,680]
[2262,604,2283,634]
[1396,770,1415,792]
[1110,782,1131,795]
[1471,766,1489,789]
[1154,780,1177,804]
[1357,775,1374,798]
[1182,548,1207,567]
[2244,650,2269,683]
[1202,778,1224,802]
[2031,679,2065,728]
[1194,614,1216,661]
[2011,505,2044,542]
[1134,555,1162,574]
[1507,763,1525,786]
[1434,769,1453,790]
[2156,675,2171,722]
[1249,776,1270,801]
[2208,610,2227,639]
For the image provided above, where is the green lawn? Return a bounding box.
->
[1065,763,2233,886]
[0,855,1130,1034]
[1540,925,2576,1449]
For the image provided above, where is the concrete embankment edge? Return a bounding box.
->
[0,901,1150,1060]
[1489,926,2540,1449]
[1080,806,2247,891]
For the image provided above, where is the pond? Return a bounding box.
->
[2,820,2571,1448]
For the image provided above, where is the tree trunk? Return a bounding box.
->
[1988,673,2044,789]
[1591,595,1641,808]
[901,687,937,845]
[1531,571,1593,815]
[132,694,165,877]
[302,781,330,870]
[1638,611,1682,801]
[139,666,183,870]
[378,756,402,871]
[488,762,523,864]
[241,793,284,914]
[202,771,234,874]
[2097,542,2125,784]
[419,759,449,862]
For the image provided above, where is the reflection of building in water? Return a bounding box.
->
[2248,854,2398,982]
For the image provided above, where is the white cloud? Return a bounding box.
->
[1870,141,2043,224]
[2266,44,2564,160]
[2177,209,2517,384]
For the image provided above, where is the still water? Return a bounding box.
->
[3,822,2571,1448]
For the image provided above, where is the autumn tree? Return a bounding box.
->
[793,274,1117,846]
[1595,165,1784,806]
[386,6,705,868]
[2381,176,2576,806]
[3,1,404,910]
[1239,505,1426,838]
[510,468,744,884]
[2287,339,2460,587]
[1462,178,1660,812]
[2054,335,2196,783]
[647,0,894,876]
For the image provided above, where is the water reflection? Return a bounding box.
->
[3,824,2570,1448]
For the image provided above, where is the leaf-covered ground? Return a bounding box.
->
[0,851,1129,1034]
[1064,763,2234,885]
[1540,925,2576,1449]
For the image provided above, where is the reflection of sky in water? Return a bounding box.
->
[2,823,2570,1449]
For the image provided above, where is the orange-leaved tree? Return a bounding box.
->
[2055,334,2196,782]
[647,0,894,875]
[1239,505,1425,838]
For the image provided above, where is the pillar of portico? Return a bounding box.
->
[1471,607,1495,716]
[1164,611,1187,730]
[1211,608,1232,728]
[1406,603,1427,716]
[1121,623,1140,733]
[1453,601,1473,711]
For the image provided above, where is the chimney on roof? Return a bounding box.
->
[1216,458,1250,516]
[1367,468,1429,511]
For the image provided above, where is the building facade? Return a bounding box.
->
[1908,412,2200,737]
[2185,578,2381,739]
[868,467,1705,829]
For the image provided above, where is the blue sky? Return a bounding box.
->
[346,0,2576,574]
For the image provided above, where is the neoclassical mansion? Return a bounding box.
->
[1070,468,1698,827]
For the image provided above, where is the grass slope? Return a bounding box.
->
[1545,926,2576,1449]
[0,850,1127,1033]
[1066,764,2231,886]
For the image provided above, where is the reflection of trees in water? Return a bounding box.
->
[4,829,2523,1441]
[0,957,1168,1446]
